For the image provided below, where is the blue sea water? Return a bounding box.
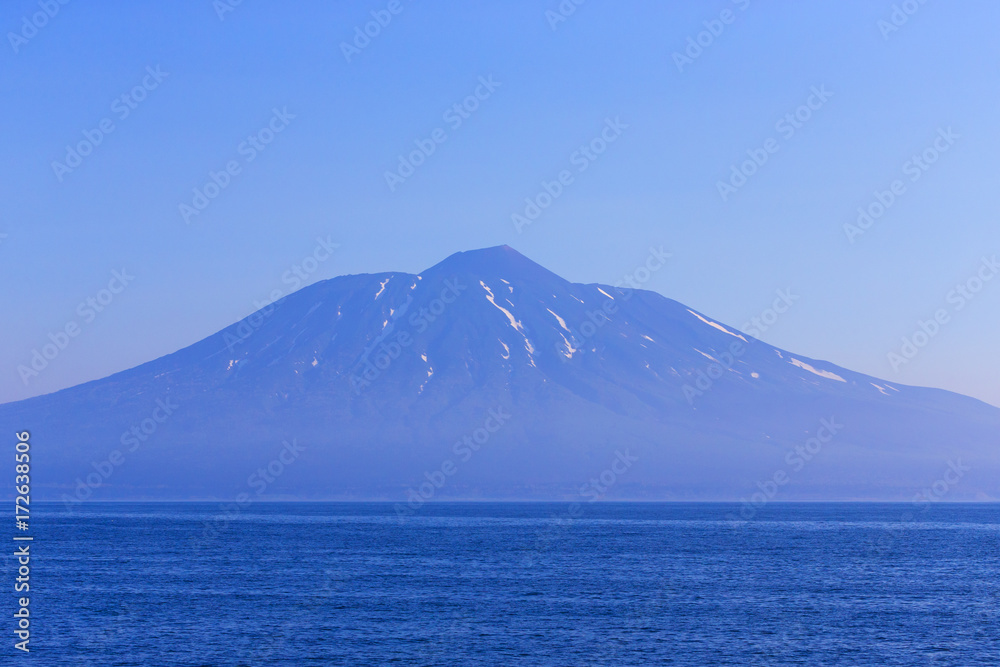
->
[17,502,1000,665]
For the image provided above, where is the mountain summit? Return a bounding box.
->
[4,247,998,502]
[430,244,551,271]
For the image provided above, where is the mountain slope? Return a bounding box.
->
[3,246,998,502]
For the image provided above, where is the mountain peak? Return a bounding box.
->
[440,244,524,262]
[423,245,566,283]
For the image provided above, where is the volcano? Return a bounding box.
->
[4,245,998,503]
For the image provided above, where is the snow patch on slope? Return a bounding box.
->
[558,333,578,359]
[481,281,535,365]
[375,278,391,299]
[790,358,846,382]
[546,308,570,332]
[687,310,747,341]
[418,365,434,394]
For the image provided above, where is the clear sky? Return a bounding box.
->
[2,0,998,408]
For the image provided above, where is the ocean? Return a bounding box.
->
[23,502,1000,665]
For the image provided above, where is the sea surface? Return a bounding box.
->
[18,502,1000,666]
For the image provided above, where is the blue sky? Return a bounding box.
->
[2,0,999,407]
